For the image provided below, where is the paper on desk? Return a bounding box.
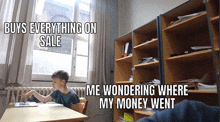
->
[38,102,63,107]
[14,102,38,107]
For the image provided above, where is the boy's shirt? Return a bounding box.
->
[50,88,80,108]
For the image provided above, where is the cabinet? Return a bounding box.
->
[114,32,133,122]
[114,0,219,121]
[159,0,218,106]
[133,19,160,121]
[114,19,161,121]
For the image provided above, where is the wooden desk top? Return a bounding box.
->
[1,103,88,122]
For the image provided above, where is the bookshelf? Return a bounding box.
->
[114,0,219,121]
[114,19,160,121]
[114,32,133,122]
[133,19,159,121]
[160,0,218,105]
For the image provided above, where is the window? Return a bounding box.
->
[32,0,90,82]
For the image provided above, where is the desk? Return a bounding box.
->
[1,103,89,122]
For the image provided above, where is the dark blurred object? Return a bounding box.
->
[139,57,158,64]
[170,46,212,57]
[27,95,40,103]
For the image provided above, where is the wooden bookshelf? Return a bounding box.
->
[114,0,219,121]
[160,0,218,106]
[133,19,159,121]
[114,32,134,122]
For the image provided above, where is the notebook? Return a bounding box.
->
[14,102,38,107]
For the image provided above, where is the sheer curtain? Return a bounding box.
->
[88,0,111,85]
[0,0,35,86]
[86,0,114,121]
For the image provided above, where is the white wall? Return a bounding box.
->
[118,0,188,36]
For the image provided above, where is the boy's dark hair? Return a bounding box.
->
[51,70,69,83]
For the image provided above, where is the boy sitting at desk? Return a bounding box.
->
[22,70,80,108]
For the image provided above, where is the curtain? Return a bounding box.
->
[88,0,112,85]
[0,0,35,86]
[86,0,114,121]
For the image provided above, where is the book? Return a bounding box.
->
[198,83,217,91]
[177,11,206,20]
[124,42,129,57]
[122,45,125,57]
[124,112,134,121]
[127,41,132,56]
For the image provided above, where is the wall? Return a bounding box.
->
[118,0,188,36]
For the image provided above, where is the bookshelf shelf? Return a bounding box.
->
[134,38,157,50]
[115,81,133,85]
[214,48,219,52]
[187,90,217,94]
[163,12,207,32]
[134,110,154,116]
[134,61,159,68]
[116,55,132,63]
[166,50,212,62]
[211,16,219,24]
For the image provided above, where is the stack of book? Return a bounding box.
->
[168,11,206,26]
[198,83,217,91]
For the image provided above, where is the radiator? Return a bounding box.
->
[5,87,86,106]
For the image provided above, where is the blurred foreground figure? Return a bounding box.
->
[138,100,219,122]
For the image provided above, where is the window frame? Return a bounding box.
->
[31,0,90,82]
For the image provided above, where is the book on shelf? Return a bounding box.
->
[198,83,217,91]
[124,112,134,121]
[122,41,132,57]
[177,11,206,20]
[127,41,132,56]
[124,42,129,57]
[169,11,206,26]
[122,45,125,57]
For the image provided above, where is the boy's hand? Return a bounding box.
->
[21,90,34,102]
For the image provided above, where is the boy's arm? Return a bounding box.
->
[23,90,52,103]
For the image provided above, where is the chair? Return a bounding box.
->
[79,97,88,114]
[71,97,88,114]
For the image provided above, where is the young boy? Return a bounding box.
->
[23,70,80,108]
